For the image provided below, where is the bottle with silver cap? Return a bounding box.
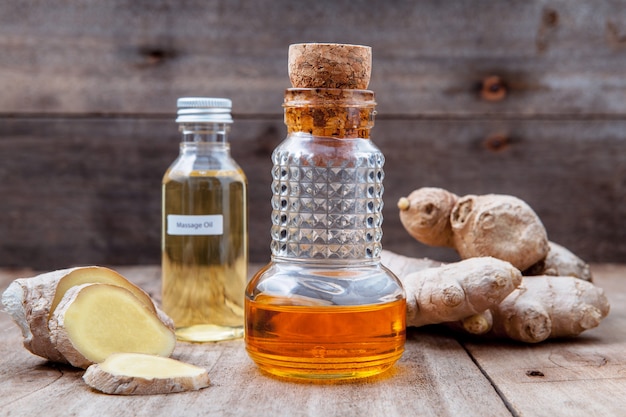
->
[162,97,248,342]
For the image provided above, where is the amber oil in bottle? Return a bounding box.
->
[162,98,248,342]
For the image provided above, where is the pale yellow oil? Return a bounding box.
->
[162,169,247,342]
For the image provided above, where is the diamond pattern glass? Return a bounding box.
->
[270,141,385,260]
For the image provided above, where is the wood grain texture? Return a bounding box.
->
[0,265,513,417]
[1,0,626,116]
[1,0,625,267]
[463,265,626,417]
[1,118,624,267]
[1,264,624,416]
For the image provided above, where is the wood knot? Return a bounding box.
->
[525,370,545,377]
[480,76,507,101]
[483,134,511,152]
[542,8,559,27]
[136,46,175,67]
[606,21,626,50]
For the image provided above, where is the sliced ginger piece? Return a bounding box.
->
[83,353,210,395]
[50,266,157,316]
[1,266,170,364]
[49,283,176,368]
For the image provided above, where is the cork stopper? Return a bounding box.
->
[288,43,372,89]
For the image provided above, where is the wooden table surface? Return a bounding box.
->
[1,264,625,417]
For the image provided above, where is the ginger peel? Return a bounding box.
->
[385,255,522,327]
[489,275,609,343]
[398,188,549,270]
[397,187,458,247]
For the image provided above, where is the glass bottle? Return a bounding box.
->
[245,88,406,381]
[162,97,248,342]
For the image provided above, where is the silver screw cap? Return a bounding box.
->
[176,97,233,123]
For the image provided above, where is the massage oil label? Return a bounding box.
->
[167,215,224,236]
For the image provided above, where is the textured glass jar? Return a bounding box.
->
[162,98,248,343]
[245,89,406,381]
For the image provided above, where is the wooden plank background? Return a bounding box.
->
[1,0,625,268]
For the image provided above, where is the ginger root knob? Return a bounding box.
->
[398,187,458,247]
[490,275,610,343]
[450,194,549,271]
[397,187,550,271]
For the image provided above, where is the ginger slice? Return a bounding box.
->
[1,266,170,364]
[49,283,176,368]
[83,353,210,395]
[50,266,157,316]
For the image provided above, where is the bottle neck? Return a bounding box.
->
[179,122,231,144]
[177,123,233,164]
[283,88,376,139]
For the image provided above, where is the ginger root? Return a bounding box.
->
[451,194,549,271]
[394,186,609,342]
[380,250,442,278]
[398,188,549,271]
[396,187,458,247]
[1,266,172,364]
[2,267,213,395]
[524,241,592,282]
[388,256,522,327]
[383,249,610,342]
[488,275,609,342]
[460,310,493,335]
[2,266,175,367]
[83,353,210,395]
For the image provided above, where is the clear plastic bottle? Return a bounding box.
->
[245,88,406,381]
[162,97,248,342]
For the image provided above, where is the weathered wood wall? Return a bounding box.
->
[1,0,625,268]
